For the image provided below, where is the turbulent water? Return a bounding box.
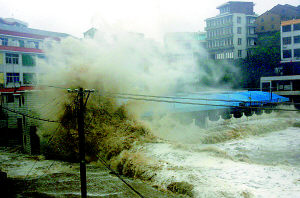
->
[4,35,300,197]
[2,111,300,197]
[140,111,300,198]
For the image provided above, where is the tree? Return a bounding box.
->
[238,32,281,89]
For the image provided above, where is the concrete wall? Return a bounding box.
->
[1,91,42,154]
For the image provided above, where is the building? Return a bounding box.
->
[281,19,300,64]
[164,32,207,64]
[0,18,68,153]
[260,19,300,107]
[256,4,300,34]
[0,18,69,89]
[205,1,257,60]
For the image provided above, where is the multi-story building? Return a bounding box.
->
[281,19,300,64]
[256,4,300,34]
[260,19,300,108]
[0,18,68,89]
[0,18,68,152]
[205,1,257,60]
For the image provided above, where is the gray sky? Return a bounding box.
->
[0,0,299,39]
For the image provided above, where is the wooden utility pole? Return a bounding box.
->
[68,88,94,198]
[78,87,87,198]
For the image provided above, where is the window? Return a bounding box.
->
[27,41,39,49]
[248,38,255,46]
[282,25,291,32]
[294,23,300,31]
[294,49,300,58]
[238,50,242,57]
[261,18,264,22]
[23,73,36,84]
[261,26,265,30]
[19,40,25,48]
[0,37,8,46]
[271,24,275,29]
[22,54,36,66]
[294,36,300,44]
[237,17,241,24]
[282,37,291,45]
[6,73,20,83]
[238,38,242,45]
[283,50,291,58]
[5,53,19,64]
[33,41,39,49]
[248,27,255,35]
[271,17,274,21]
[237,27,242,34]
[247,17,255,24]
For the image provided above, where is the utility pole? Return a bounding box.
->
[78,88,87,198]
[68,88,94,198]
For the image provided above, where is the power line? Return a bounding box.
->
[99,94,300,112]
[96,153,145,198]
[98,91,299,106]
[38,84,69,90]
[1,105,61,123]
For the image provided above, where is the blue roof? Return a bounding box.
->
[142,91,289,116]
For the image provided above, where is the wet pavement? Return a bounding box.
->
[0,147,184,198]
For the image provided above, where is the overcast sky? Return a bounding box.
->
[0,0,299,40]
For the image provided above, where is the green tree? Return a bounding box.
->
[238,32,281,89]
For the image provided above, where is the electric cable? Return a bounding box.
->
[99,94,300,112]
[24,160,38,181]
[98,90,300,106]
[1,106,61,123]
[96,153,145,198]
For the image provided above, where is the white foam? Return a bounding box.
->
[143,125,300,197]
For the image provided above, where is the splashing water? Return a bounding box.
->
[33,31,300,197]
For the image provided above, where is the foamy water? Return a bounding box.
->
[141,113,300,198]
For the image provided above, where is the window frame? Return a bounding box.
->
[282,37,292,45]
[5,53,19,64]
[294,49,300,58]
[0,37,8,46]
[238,50,242,57]
[283,49,292,58]
[237,27,242,34]
[238,38,242,45]
[282,25,291,32]
[294,36,300,44]
[294,23,300,31]
[6,73,20,83]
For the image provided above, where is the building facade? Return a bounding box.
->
[0,18,68,152]
[260,19,300,107]
[205,1,257,60]
[0,18,68,89]
[281,19,300,63]
[256,4,300,34]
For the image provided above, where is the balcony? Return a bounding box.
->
[205,22,233,30]
[207,45,234,51]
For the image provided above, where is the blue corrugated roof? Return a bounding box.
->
[142,91,289,116]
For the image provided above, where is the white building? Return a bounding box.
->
[281,19,300,63]
[0,18,68,152]
[205,1,257,60]
[0,18,69,89]
[260,19,300,107]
